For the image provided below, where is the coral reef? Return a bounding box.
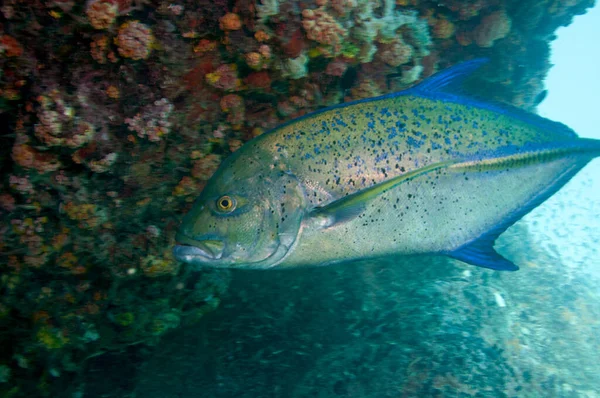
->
[0,0,595,396]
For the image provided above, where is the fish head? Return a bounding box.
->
[174,154,307,269]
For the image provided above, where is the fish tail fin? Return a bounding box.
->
[579,138,600,157]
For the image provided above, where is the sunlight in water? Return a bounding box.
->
[526,3,600,273]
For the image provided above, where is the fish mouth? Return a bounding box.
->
[173,234,225,263]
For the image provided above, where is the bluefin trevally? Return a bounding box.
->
[173,59,600,271]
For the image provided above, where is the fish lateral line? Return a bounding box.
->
[449,140,600,173]
[307,139,600,230]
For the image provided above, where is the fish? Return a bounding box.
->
[173,59,600,271]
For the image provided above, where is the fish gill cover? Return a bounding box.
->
[0,0,595,396]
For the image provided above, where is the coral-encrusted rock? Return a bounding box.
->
[86,0,119,30]
[474,10,512,48]
[115,20,154,60]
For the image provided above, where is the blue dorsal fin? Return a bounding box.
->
[408,59,577,140]
[411,58,489,94]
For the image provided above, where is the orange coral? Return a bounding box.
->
[255,30,270,42]
[86,0,118,30]
[12,142,61,173]
[245,52,263,70]
[140,252,180,277]
[62,202,97,220]
[193,39,217,53]
[173,176,202,197]
[106,85,120,99]
[191,154,221,180]
[72,152,117,173]
[90,35,110,63]
[219,13,242,31]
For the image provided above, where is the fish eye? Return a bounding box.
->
[216,195,236,212]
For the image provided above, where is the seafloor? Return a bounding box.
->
[0,0,598,396]
[91,223,600,397]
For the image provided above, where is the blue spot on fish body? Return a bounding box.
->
[387,127,398,140]
[407,136,422,148]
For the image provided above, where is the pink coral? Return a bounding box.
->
[0,193,16,212]
[377,38,413,67]
[125,98,173,142]
[330,0,357,16]
[220,94,245,125]
[115,20,154,60]
[302,8,347,57]
[205,64,241,91]
[445,0,485,20]
[432,18,456,39]
[350,77,381,100]
[325,59,348,77]
[474,10,512,48]
[258,44,271,59]
[219,94,243,112]
[86,0,118,30]
[9,175,35,195]
[33,90,94,148]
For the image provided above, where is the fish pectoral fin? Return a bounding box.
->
[309,160,456,229]
[309,201,366,229]
[448,238,518,271]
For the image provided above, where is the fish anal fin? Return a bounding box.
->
[448,233,518,271]
[446,156,593,272]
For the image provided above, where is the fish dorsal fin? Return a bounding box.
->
[410,58,489,94]
[408,59,577,140]
[309,160,455,228]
